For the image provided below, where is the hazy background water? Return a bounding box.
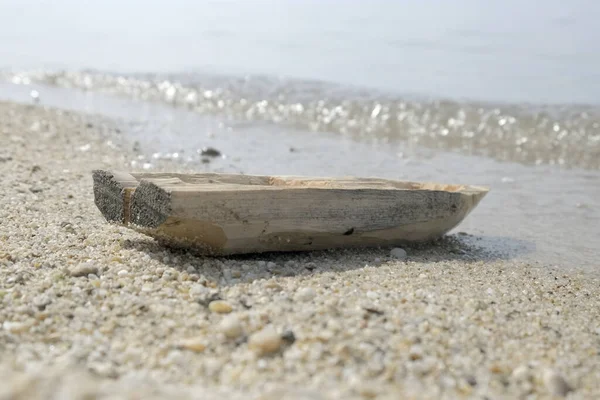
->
[2,0,600,104]
[1,0,599,269]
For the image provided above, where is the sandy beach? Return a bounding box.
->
[1,100,599,399]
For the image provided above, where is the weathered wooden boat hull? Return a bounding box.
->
[92,170,489,255]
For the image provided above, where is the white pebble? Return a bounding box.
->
[162,269,178,281]
[511,365,532,381]
[543,369,572,397]
[256,359,269,371]
[141,284,154,292]
[440,375,457,389]
[117,269,129,276]
[296,287,316,302]
[219,315,243,339]
[249,326,282,355]
[189,284,209,297]
[69,263,98,277]
[390,248,407,260]
[3,321,30,334]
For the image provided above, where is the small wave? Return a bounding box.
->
[3,69,599,170]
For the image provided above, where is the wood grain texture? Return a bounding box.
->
[92,170,489,255]
[92,170,139,224]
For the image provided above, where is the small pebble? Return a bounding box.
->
[248,326,283,355]
[117,269,129,276]
[208,300,233,314]
[304,262,317,271]
[296,287,316,302]
[281,330,296,344]
[390,247,407,260]
[197,292,221,307]
[141,283,154,292]
[88,362,116,378]
[219,315,243,339]
[32,294,52,310]
[465,374,477,387]
[408,345,424,361]
[3,321,31,334]
[162,269,178,281]
[511,365,532,381]
[189,284,209,297]
[366,290,378,300]
[266,261,277,270]
[69,263,98,277]
[543,369,572,397]
[177,337,206,353]
[355,383,379,398]
[264,281,283,291]
[199,147,221,157]
[29,185,44,193]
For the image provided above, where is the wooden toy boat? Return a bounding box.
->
[92,170,488,255]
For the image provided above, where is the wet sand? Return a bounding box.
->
[1,100,599,399]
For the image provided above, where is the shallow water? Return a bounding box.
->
[2,82,598,270]
[4,70,600,171]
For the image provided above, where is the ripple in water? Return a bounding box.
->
[3,69,600,170]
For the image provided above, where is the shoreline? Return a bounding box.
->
[2,80,599,270]
[1,100,599,399]
[4,70,600,170]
